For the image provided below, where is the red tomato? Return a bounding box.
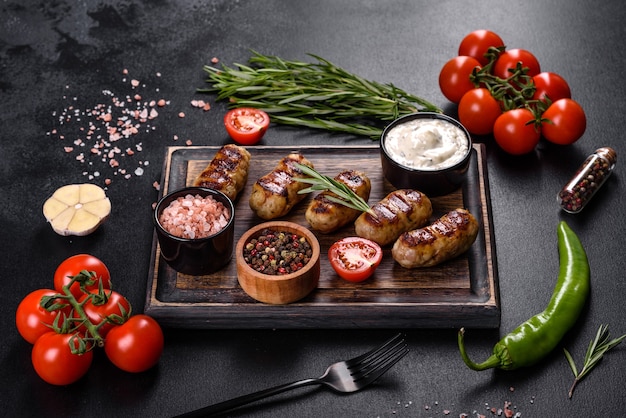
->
[493,108,541,155]
[458,30,505,66]
[438,56,481,104]
[532,72,571,102]
[493,49,541,79]
[78,290,131,337]
[54,254,111,300]
[541,98,586,145]
[31,332,93,385]
[457,88,501,135]
[16,289,70,344]
[105,315,164,373]
[328,237,383,283]
[223,107,270,145]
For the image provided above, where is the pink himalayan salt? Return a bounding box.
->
[159,194,230,239]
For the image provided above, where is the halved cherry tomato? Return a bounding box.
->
[532,72,571,102]
[16,289,71,344]
[104,314,164,373]
[328,237,383,283]
[493,108,541,155]
[541,98,586,145]
[224,107,270,145]
[31,332,93,385]
[493,48,541,79]
[54,254,111,300]
[438,56,482,104]
[458,30,505,66]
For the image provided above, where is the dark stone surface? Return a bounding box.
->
[2,1,625,416]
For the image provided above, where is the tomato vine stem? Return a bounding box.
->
[469,46,548,126]
[39,270,117,352]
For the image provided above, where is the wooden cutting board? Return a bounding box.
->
[144,144,499,329]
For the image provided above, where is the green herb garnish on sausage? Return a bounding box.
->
[458,221,590,371]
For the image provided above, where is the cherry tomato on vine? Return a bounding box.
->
[16,289,70,344]
[31,332,93,385]
[328,237,383,282]
[54,254,111,299]
[224,107,270,145]
[458,30,505,66]
[541,98,586,145]
[493,48,541,79]
[77,290,131,337]
[438,56,481,104]
[105,315,164,373]
[532,72,572,102]
[458,88,501,135]
[493,108,541,155]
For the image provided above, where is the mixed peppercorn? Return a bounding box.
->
[243,228,313,275]
[558,147,616,213]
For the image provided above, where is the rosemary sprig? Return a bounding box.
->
[563,324,626,399]
[294,163,373,215]
[200,51,442,139]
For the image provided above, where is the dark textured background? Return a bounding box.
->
[1,1,625,417]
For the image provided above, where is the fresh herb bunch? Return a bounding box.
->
[201,51,442,139]
[563,324,626,399]
[294,163,373,216]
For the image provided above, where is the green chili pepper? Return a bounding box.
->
[458,221,590,370]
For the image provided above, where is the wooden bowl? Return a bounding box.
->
[236,221,320,304]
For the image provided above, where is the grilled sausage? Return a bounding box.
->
[249,153,314,220]
[354,189,432,246]
[391,208,479,268]
[193,144,251,201]
[305,170,371,234]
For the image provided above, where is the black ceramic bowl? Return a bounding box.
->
[380,112,473,196]
[153,187,235,275]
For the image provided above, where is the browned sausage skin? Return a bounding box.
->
[249,153,314,220]
[193,144,251,201]
[354,189,432,246]
[392,208,479,268]
[305,170,371,234]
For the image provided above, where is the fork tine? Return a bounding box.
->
[351,344,409,386]
[344,333,405,367]
[349,338,408,381]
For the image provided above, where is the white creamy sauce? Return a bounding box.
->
[384,118,469,170]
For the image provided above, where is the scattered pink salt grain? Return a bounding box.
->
[48,67,200,188]
[159,194,230,239]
